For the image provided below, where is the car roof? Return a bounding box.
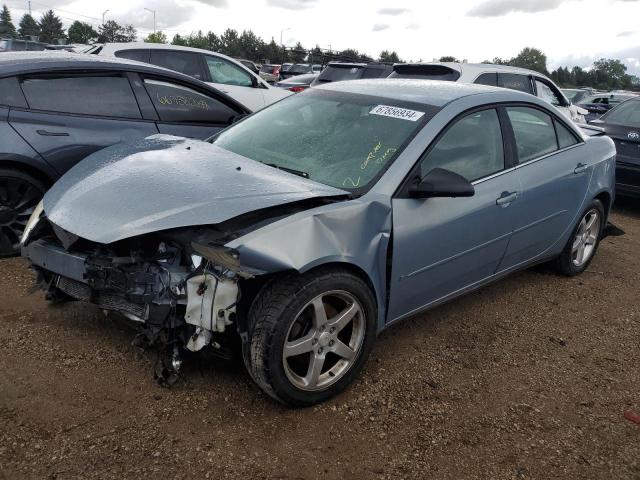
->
[315,78,529,107]
[395,62,554,81]
[0,51,250,113]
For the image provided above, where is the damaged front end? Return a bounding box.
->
[23,218,251,386]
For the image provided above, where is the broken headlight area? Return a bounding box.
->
[25,231,243,386]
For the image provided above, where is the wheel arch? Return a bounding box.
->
[593,190,611,221]
[0,157,57,188]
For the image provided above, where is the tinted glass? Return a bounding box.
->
[555,120,579,149]
[475,72,498,86]
[391,65,461,81]
[420,109,504,182]
[535,80,562,106]
[116,49,150,62]
[316,65,364,82]
[214,90,430,191]
[144,78,238,123]
[289,64,313,74]
[0,77,27,108]
[21,75,141,118]
[26,42,45,51]
[362,67,390,79]
[150,50,204,80]
[498,73,532,94]
[205,56,253,87]
[507,107,558,162]
[11,40,26,51]
[603,100,640,128]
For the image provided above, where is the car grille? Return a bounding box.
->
[56,276,148,320]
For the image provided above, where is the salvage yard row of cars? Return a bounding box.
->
[0,44,637,406]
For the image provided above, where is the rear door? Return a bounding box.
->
[499,105,589,269]
[9,72,158,175]
[140,75,244,139]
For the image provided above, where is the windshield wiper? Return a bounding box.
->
[265,163,309,179]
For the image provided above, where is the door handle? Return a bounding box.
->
[36,129,69,137]
[574,163,588,174]
[496,191,518,206]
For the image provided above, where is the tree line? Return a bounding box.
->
[1,4,638,90]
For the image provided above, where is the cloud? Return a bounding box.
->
[405,22,420,30]
[111,0,196,30]
[372,24,390,32]
[193,0,228,5]
[265,0,318,9]
[377,8,409,15]
[549,46,640,77]
[617,30,635,37]
[467,0,569,17]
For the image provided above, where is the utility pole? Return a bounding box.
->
[144,8,156,34]
[280,27,290,47]
[28,0,31,15]
[102,9,109,24]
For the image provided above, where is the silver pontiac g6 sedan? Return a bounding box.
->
[21,80,616,406]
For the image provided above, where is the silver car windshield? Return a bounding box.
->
[214,90,432,191]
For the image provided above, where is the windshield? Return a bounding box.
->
[603,100,640,128]
[317,65,364,83]
[213,90,431,191]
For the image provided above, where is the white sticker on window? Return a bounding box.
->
[369,105,425,121]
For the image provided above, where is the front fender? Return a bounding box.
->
[226,196,392,331]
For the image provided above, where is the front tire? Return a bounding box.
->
[0,168,47,257]
[244,267,377,407]
[555,199,604,276]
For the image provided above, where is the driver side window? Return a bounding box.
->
[419,108,505,182]
[535,79,562,107]
[205,56,254,87]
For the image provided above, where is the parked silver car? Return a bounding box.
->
[22,80,615,406]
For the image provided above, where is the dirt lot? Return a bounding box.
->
[1,200,639,480]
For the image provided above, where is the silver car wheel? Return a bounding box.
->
[571,208,601,267]
[282,290,366,392]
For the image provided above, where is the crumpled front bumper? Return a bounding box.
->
[23,239,152,321]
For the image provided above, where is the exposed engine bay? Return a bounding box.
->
[24,221,255,386]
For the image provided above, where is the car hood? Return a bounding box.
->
[43,135,348,244]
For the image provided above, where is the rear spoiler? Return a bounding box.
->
[576,123,606,137]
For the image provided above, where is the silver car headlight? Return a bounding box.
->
[20,199,44,247]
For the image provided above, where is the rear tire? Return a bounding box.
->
[554,199,604,276]
[0,168,47,257]
[244,267,377,407]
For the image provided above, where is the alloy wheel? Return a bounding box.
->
[282,290,366,391]
[0,176,43,256]
[571,208,601,268]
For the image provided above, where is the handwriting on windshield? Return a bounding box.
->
[342,176,361,188]
[156,92,210,110]
[361,140,397,171]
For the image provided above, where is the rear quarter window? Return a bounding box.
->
[115,49,151,63]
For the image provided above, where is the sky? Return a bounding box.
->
[5,0,640,75]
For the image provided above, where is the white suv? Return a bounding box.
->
[89,43,291,112]
[391,62,587,123]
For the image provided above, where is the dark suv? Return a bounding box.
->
[0,52,248,256]
[310,62,394,86]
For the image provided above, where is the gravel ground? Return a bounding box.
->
[1,199,639,480]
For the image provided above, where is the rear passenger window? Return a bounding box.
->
[555,120,579,149]
[143,78,238,124]
[507,107,557,162]
[475,73,497,86]
[150,50,205,80]
[0,77,27,108]
[498,73,532,94]
[115,49,150,63]
[420,108,504,182]
[21,75,142,118]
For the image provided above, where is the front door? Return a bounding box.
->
[387,108,521,322]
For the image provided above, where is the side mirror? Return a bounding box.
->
[408,168,475,198]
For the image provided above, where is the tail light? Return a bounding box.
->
[273,67,280,76]
[288,86,307,93]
